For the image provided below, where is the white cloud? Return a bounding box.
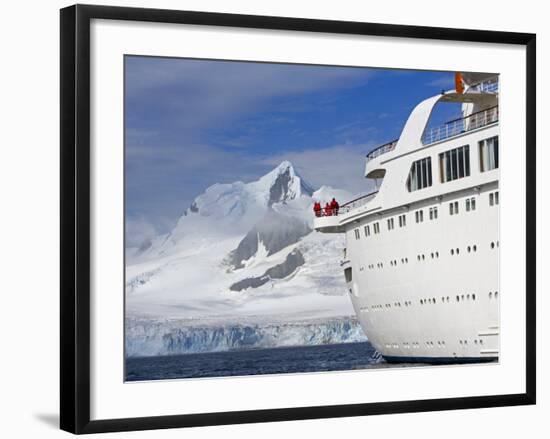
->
[125,215,159,248]
[125,56,372,139]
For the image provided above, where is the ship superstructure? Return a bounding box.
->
[314,72,500,362]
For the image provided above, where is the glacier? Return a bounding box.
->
[126,316,367,357]
[125,161,368,354]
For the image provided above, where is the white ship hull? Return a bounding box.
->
[342,183,499,362]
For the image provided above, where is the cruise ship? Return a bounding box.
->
[314,72,500,363]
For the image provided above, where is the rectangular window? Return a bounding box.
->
[354,229,360,240]
[429,206,438,220]
[466,198,470,211]
[373,222,380,234]
[364,225,370,237]
[489,193,494,206]
[449,201,459,215]
[479,136,499,172]
[398,214,406,228]
[387,218,394,230]
[407,157,433,192]
[440,145,470,183]
[495,191,499,205]
[415,210,424,223]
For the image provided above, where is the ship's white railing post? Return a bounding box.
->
[422,106,498,145]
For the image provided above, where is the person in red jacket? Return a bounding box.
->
[313,202,321,217]
[324,202,332,216]
[330,198,340,215]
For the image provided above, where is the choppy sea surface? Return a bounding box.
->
[125,341,395,381]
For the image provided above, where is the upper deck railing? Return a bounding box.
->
[315,190,378,218]
[468,77,499,94]
[421,105,499,146]
[365,139,398,163]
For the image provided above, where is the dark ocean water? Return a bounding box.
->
[126,341,385,381]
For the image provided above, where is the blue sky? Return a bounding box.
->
[125,56,460,246]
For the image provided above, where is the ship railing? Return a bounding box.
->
[314,191,378,218]
[468,77,499,94]
[365,139,398,163]
[421,106,499,145]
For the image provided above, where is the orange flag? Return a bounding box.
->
[455,72,464,94]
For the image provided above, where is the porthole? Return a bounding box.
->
[456,295,460,302]
[472,293,476,301]
[436,251,439,258]
[417,255,421,261]
[473,245,477,252]
[456,248,460,255]
[467,246,471,253]
[491,242,495,249]
[431,253,434,259]
[451,249,454,255]
[422,254,425,260]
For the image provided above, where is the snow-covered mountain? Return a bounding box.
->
[126,161,366,356]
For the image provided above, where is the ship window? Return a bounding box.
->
[387,218,394,230]
[354,229,360,240]
[495,191,499,205]
[415,210,424,223]
[440,145,470,183]
[406,157,432,192]
[466,197,476,212]
[449,201,459,215]
[479,136,499,171]
[398,214,406,227]
[364,225,370,237]
[489,191,499,206]
[429,206,438,220]
[344,267,352,282]
[373,222,380,234]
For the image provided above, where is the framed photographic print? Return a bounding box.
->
[60,4,536,434]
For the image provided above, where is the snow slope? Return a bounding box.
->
[125,161,363,354]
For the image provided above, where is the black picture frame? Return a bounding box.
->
[60,4,536,434]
